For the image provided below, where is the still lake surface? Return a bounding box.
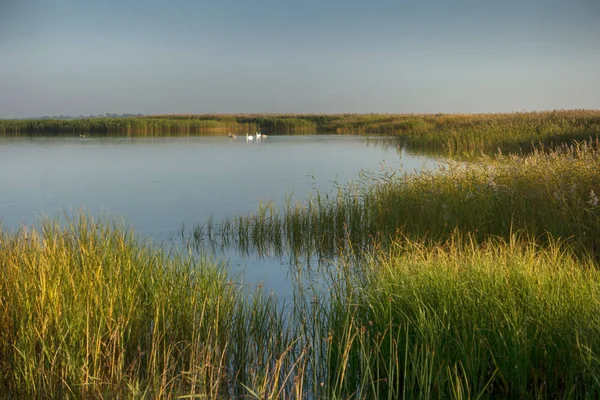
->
[0,135,440,296]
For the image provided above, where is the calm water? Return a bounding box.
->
[0,135,440,295]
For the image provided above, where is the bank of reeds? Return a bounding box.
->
[0,116,319,137]
[327,109,600,153]
[196,139,600,260]
[0,215,301,398]
[3,215,600,397]
[325,235,600,398]
[0,117,254,136]
[2,110,599,154]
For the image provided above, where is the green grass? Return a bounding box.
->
[325,234,600,399]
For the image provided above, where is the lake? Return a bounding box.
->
[0,135,440,296]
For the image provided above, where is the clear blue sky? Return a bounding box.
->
[1,0,599,118]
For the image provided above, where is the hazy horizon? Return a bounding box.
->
[2,0,599,119]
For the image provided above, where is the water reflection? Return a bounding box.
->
[0,134,441,297]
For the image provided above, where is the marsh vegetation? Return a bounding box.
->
[2,110,599,154]
[195,139,600,262]
[1,112,600,398]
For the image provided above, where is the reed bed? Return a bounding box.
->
[196,139,600,261]
[325,235,600,399]
[2,110,599,154]
[3,216,600,398]
[327,110,600,153]
[0,117,254,136]
[0,215,300,398]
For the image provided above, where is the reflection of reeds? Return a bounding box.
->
[2,110,599,154]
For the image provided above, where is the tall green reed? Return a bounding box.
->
[324,234,600,398]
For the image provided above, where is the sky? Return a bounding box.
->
[1,0,599,118]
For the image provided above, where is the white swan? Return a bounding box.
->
[256,131,262,139]
[246,133,254,141]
